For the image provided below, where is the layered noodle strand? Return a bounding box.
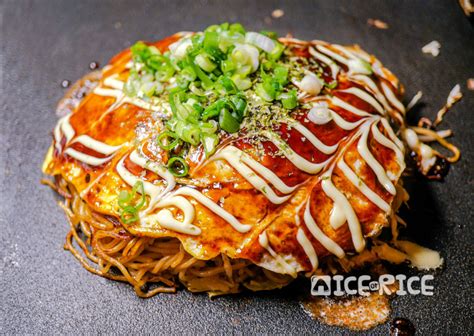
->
[45,177,291,298]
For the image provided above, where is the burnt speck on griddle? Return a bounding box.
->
[61,80,71,88]
[390,318,415,336]
[89,61,100,70]
[426,157,450,180]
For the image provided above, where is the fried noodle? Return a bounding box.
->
[44,177,292,298]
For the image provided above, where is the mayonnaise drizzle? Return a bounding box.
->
[71,135,122,155]
[357,123,396,195]
[130,147,176,209]
[54,114,75,152]
[262,131,329,174]
[329,109,367,130]
[103,75,124,90]
[296,228,318,270]
[116,155,165,201]
[331,44,362,61]
[303,199,345,258]
[349,74,392,112]
[315,45,348,65]
[308,46,339,78]
[381,82,405,114]
[143,195,201,235]
[337,159,391,212]
[174,187,252,233]
[258,231,297,276]
[213,146,295,204]
[371,121,405,171]
[331,96,373,117]
[64,148,114,166]
[294,200,319,269]
[380,118,404,151]
[338,87,385,115]
[288,120,338,154]
[54,112,122,166]
[321,174,366,252]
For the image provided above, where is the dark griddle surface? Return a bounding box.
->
[1,1,473,334]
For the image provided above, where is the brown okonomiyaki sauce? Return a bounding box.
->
[301,291,392,331]
[300,266,402,331]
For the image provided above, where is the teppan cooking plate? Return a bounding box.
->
[1,0,473,334]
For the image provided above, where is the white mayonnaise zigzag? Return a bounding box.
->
[51,37,409,276]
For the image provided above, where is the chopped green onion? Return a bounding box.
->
[125,22,303,155]
[168,156,189,177]
[269,42,285,61]
[179,123,201,146]
[203,31,219,49]
[219,108,240,133]
[157,131,180,150]
[195,53,217,72]
[231,44,259,73]
[180,66,197,82]
[229,23,246,35]
[215,75,238,94]
[231,74,252,90]
[200,120,218,134]
[279,90,298,109]
[169,39,193,60]
[274,65,289,85]
[231,93,246,111]
[298,73,324,95]
[201,133,219,156]
[245,32,276,53]
[187,55,214,87]
[118,181,146,224]
[255,83,274,102]
[130,42,150,62]
[220,59,236,73]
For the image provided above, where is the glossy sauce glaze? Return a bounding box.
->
[45,33,408,271]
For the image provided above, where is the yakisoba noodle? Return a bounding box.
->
[43,23,460,299]
[45,177,292,297]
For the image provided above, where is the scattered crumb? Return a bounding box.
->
[272,9,285,19]
[114,22,122,29]
[421,40,441,57]
[467,78,474,91]
[264,16,272,25]
[367,18,389,29]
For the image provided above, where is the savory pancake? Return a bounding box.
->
[43,23,455,297]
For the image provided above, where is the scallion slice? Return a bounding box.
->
[167,156,189,177]
[245,32,276,53]
[279,90,298,109]
[157,131,180,150]
[118,181,146,224]
[195,53,217,72]
[219,108,240,133]
[201,133,219,156]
